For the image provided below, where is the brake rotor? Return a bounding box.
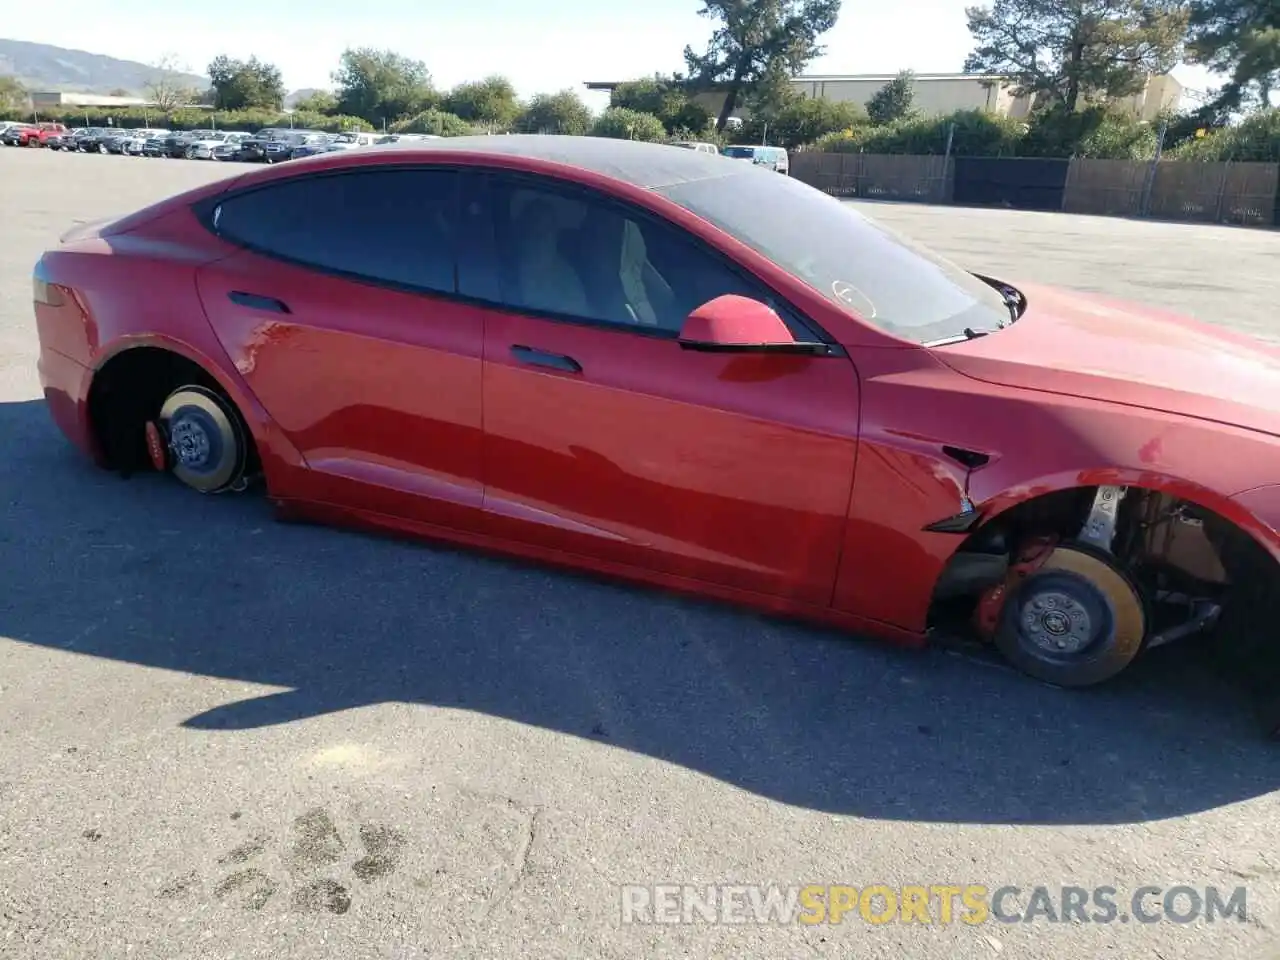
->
[990,542,1149,688]
[1037,545,1147,663]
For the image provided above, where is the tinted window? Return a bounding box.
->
[213,169,458,293]
[657,167,1010,344]
[488,177,762,334]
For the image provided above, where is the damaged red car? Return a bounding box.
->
[32,136,1280,733]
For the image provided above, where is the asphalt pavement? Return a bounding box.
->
[2,145,1280,960]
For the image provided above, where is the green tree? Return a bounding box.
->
[684,0,842,131]
[1188,0,1280,111]
[610,76,675,115]
[1020,103,1157,157]
[392,108,474,136]
[815,108,1027,155]
[0,76,27,112]
[207,55,286,111]
[609,74,713,134]
[737,80,865,146]
[867,70,917,124]
[1171,106,1280,160]
[739,91,866,147]
[292,90,339,114]
[964,0,1188,113]
[443,75,521,129]
[517,89,594,134]
[591,107,668,140]
[332,48,435,125]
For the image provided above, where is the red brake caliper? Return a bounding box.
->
[974,535,1059,640]
[144,420,169,471]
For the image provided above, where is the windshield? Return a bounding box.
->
[656,169,1011,344]
[722,146,758,159]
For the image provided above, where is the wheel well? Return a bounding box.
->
[927,485,1280,635]
[87,347,259,475]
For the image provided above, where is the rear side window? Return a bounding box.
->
[211,168,459,294]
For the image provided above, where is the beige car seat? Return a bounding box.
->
[513,198,591,317]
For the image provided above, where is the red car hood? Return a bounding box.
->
[933,281,1280,438]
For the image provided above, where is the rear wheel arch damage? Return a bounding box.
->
[87,346,261,493]
[926,483,1280,733]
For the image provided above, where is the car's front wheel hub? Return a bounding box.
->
[156,385,247,493]
[169,412,216,469]
[1021,591,1093,655]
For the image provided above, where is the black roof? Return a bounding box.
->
[376,134,749,190]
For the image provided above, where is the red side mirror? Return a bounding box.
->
[677,295,798,352]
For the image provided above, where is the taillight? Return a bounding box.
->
[33,258,68,306]
[33,277,67,307]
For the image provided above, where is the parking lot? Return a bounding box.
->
[3,145,1280,960]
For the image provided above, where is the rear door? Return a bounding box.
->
[469,171,861,603]
[195,165,492,530]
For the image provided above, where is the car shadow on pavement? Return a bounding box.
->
[3,396,1279,825]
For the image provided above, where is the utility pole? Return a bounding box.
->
[1139,119,1168,218]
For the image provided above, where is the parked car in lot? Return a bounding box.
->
[114,129,167,156]
[142,135,168,157]
[3,122,69,147]
[211,132,252,160]
[0,120,29,139]
[46,128,87,150]
[145,130,212,159]
[32,134,1280,737]
[288,131,378,159]
[1,123,37,146]
[182,131,249,160]
[73,128,115,152]
[723,144,789,174]
[672,141,720,155]
[153,132,193,158]
[31,122,70,146]
[235,128,316,163]
[103,131,136,154]
[265,131,327,163]
[375,133,441,144]
[288,133,350,160]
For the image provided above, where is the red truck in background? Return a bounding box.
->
[2,122,68,146]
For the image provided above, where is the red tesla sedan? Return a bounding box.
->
[32,136,1280,732]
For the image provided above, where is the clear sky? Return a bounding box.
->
[8,0,1216,109]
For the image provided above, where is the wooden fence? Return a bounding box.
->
[790,152,1280,227]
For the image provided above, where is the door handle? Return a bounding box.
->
[510,345,582,373]
[228,290,291,314]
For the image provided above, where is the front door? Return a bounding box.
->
[196,165,490,530]
[471,172,861,604]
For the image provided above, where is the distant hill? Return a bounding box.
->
[0,39,208,95]
[284,88,329,110]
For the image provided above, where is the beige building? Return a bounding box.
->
[1111,73,1184,121]
[30,91,154,109]
[783,73,1028,118]
[586,72,1182,123]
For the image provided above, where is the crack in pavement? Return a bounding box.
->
[475,804,540,923]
